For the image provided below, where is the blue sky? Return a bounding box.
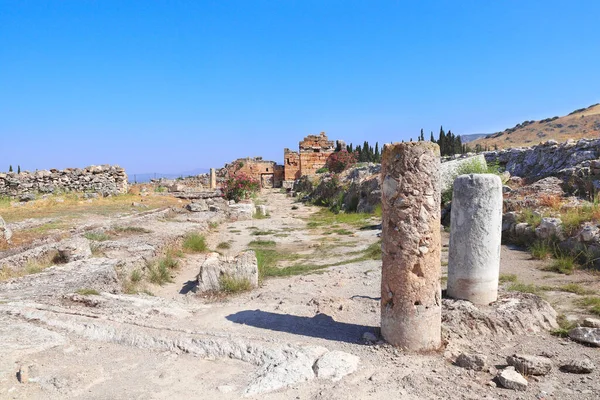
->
[1,1,599,175]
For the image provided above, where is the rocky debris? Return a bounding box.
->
[186,199,209,212]
[57,237,92,262]
[312,350,360,381]
[506,354,552,376]
[17,365,29,383]
[560,359,596,374]
[583,317,600,328]
[580,223,599,242]
[362,332,377,343]
[455,353,487,371]
[0,215,12,243]
[229,203,255,221]
[0,164,127,197]
[568,327,600,347]
[439,154,487,192]
[196,251,258,293]
[497,366,528,391]
[442,292,558,338]
[535,217,564,240]
[0,258,121,300]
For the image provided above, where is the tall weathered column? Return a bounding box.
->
[381,142,441,351]
[447,174,502,304]
[209,168,216,189]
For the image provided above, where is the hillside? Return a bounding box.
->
[470,103,600,149]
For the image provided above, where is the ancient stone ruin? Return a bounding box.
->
[380,142,442,351]
[0,164,128,197]
[447,174,503,304]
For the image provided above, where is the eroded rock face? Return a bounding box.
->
[506,354,552,376]
[569,327,600,347]
[186,200,208,212]
[196,251,258,293]
[380,142,441,351]
[560,359,596,374]
[455,353,487,371]
[57,237,92,262]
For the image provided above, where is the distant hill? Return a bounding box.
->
[470,103,600,149]
[129,168,210,183]
[459,133,489,143]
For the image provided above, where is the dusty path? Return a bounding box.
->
[1,190,600,399]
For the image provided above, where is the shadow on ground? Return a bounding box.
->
[226,310,378,344]
[179,280,197,294]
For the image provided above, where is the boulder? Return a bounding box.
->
[440,155,487,193]
[229,203,255,221]
[313,351,360,382]
[582,317,600,328]
[535,217,563,240]
[568,327,600,347]
[560,359,596,374]
[186,200,208,212]
[196,251,258,293]
[455,353,487,371]
[0,215,12,243]
[497,366,528,391]
[506,354,552,376]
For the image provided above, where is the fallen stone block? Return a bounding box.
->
[497,366,528,391]
[196,251,258,293]
[569,327,600,347]
[506,354,552,376]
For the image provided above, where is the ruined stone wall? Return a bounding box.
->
[0,165,128,197]
[284,149,301,181]
[299,132,336,177]
[225,157,282,188]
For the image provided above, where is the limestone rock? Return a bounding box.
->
[229,203,255,221]
[0,215,12,243]
[196,251,258,293]
[560,359,596,374]
[568,327,600,347]
[439,154,487,192]
[455,353,487,371]
[497,366,528,391]
[506,354,552,376]
[535,217,563,240]
[583,317,600,328]
[57,237,92,262]
[580,224,599,242]
[186,200,208,212]
[313,351,360,382]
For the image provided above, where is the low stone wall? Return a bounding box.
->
[0,165,128,197]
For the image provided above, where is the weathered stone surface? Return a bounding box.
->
[186,200,208,212]
[298,132,336,176]
[569,327,600,347]
[439,154,487,192]
[583,317,600,328]
[229,203,256,221]
[535,217,563,240]
[57,237,92,262]
[313,350,360,382]
[560,359,596,374]
[196,251,258,293]
[506,354,552,376]
[0,165,127,197]
[380,142,441,351]
[456,353,487,371]
[448,174,502,304]
[497,366,528,391]
[580,224,599,242]
[256,205,268,216]
[0,215,12,243]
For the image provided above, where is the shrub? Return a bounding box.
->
[219,275,252,294]
[217,242,231,250]
[183,233,207,252]
[222,172,260,202]
[544,255,576,275]
[316,167,329,174]
[529,240,554,260]
[325,150,357,173]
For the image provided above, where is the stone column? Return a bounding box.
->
[447,174,503,304]
[381,142,441,351]
[210,168,216,189]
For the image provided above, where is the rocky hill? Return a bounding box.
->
[471,103,600,149]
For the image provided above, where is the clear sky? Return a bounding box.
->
[1,1,599,175]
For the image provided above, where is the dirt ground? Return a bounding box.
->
[1,189,599,399]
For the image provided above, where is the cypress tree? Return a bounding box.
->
[17,165,20,173]
[8,165,12,172]
[374,142,380,163]
[430,131,435,142]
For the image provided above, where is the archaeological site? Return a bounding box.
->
[2,132,600,400]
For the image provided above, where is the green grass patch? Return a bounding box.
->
[306,208,378,229]
[130,269,142,283]
[229,229,241,233]
[363,240,382,260]
[219,275,252,294]
[499,273,518,283]
[577,296,600,315]
[76,288,100,295]
[217,242,232,250]
[551,314,578,337]
[507,282,552,294]
[182,233,207,252]
[251,230,276,236]
[529,240,554,260]
[517,209,543,228]
[112,226,152,234]
[84,232,112,241]
[333,229,353,235]
[544,255,576,275]
[556,283,595,295]
[248,240,276,247]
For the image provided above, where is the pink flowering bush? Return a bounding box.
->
[222,172,260,202]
